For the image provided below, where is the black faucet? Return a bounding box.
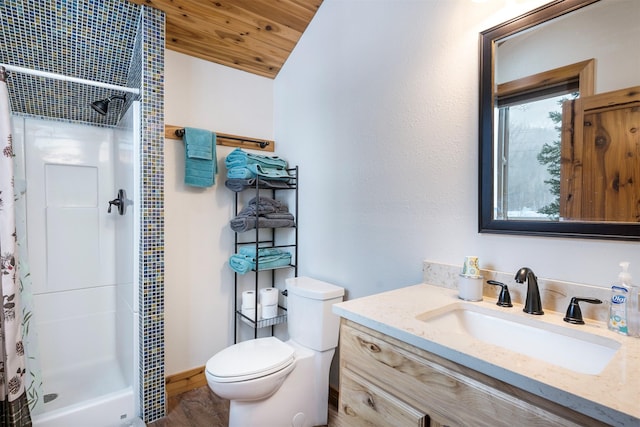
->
[514,267,544,315]
[563,297,602,324]
[487,280,513,307]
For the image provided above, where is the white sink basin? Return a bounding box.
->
[416,303,620,375]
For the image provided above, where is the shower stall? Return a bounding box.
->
[11,103,142,426]
[1,1,167,423]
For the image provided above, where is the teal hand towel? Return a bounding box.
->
[246,164,291,181]
[227,166,255,179]
[228,250,292,274]
[185,127,213,160]
[184,127,217,187]
[225,147,288,169]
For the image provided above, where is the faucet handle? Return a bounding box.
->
[487,280,513,307]
[563,297,603,325]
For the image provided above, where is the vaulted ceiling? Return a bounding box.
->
[127,0,323,79]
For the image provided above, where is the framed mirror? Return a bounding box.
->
[479,0,640,240]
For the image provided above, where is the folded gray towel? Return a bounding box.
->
[230,217,296,232]
[263,212,294,220]
[237,196,289,217]
[225,179,250,192]
[225,178,293,192]
[238,204,287,217]
[247,196,281,207]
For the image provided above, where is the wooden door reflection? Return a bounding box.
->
[561,86,640,222]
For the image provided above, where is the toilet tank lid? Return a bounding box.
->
[285,276,344,300]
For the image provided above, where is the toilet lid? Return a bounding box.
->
[206,337,295,383]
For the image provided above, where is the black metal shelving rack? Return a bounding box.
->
[232,166,298,343]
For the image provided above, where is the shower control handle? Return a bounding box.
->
[108,189,126,215]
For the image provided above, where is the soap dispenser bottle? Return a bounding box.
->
[608,262,638,337]
[625,264,639,337]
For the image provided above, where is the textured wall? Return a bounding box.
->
[274,0,640,301]
[163,49,274,376]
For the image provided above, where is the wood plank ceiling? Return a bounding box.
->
[127,0,322,79]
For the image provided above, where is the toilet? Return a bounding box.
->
[205,276,345,427]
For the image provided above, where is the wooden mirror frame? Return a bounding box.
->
[478,0,639,241]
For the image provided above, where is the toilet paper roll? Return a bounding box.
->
[241,290,256,308]
[241,303,262,321]
[259,288,279,306]
[262,304,278,319]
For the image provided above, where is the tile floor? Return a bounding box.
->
[147,386,336,426]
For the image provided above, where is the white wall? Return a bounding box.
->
[164,50,274,375]
[273,0,640,303]
[163,0,640,377]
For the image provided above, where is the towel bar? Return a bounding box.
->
[174,128,270,149]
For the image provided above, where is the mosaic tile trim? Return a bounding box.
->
[0,0,140,126]
[126,13,143,116]
[137,5,166,423]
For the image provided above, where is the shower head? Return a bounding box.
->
[91,94,126,116]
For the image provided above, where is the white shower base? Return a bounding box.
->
[32,358,138,427]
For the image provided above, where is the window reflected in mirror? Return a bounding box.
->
[493,60,594,222]
[496,91,577,221]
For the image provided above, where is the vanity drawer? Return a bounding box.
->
[339,368,428,427]
[339,319,592,427]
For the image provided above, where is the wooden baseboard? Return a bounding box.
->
[166,366,208,399]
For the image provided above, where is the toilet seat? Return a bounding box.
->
[206,337,295,383]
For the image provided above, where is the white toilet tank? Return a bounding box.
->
[285,276,344,352]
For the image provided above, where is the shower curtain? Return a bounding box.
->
[0,67,32,425]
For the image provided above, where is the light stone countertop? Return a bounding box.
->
[333,283,640,427]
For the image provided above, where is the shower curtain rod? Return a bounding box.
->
[0,64,140,95]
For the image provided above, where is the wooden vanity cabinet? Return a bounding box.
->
[334,319,607,427]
